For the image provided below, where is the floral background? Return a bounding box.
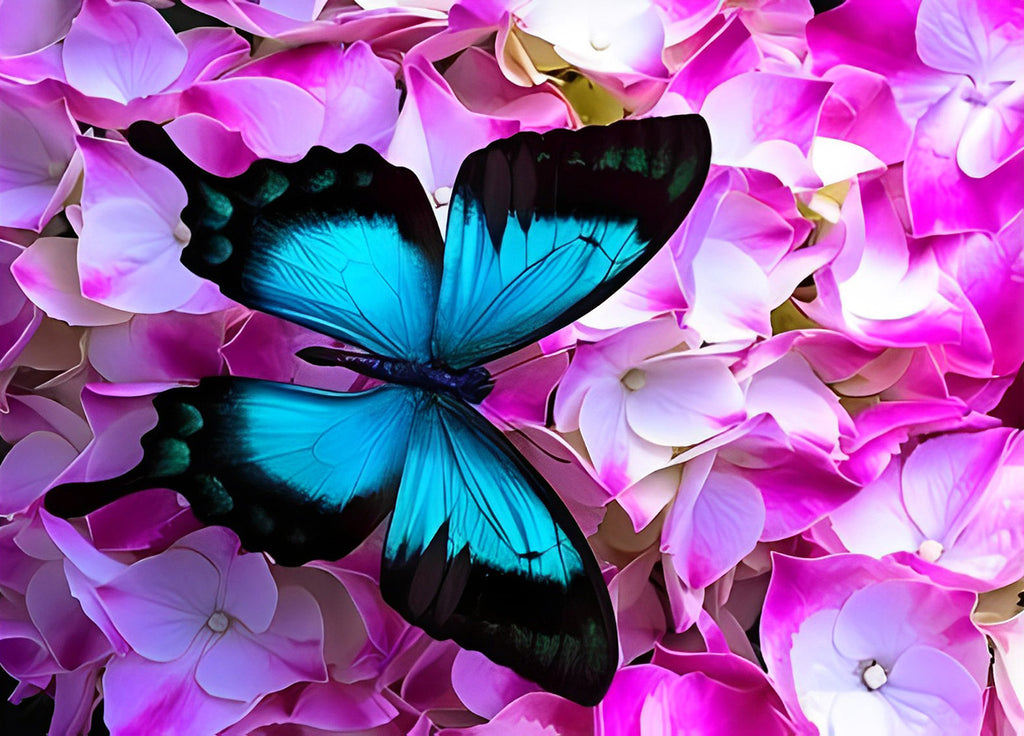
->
[1,0,1022,734]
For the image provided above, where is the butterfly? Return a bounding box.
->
[46,114,711,705]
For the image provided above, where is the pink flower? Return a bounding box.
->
[554,317,746,492]
[829,428,1024,591]
[95,527,327,735]
[0,513,111,736]
[762,554,988,736]
[671,166,817,344]
[808,0,1024,235]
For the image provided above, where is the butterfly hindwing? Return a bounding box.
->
[47,378,420,566]
[381,393,617,705]
[431,114,711,369]
[127,122,444,362]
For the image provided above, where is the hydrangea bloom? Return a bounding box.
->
[1,0,1022,733]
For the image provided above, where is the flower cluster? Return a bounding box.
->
[1,0,1022,734]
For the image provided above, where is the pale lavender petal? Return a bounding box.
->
[915,0,1023,82]
[98,548,218,662]
[0,0,80,57]
[0,431,78,514]
[196,585,325,701]
[62,0,187,103]
[24,561,109,670]
[900,430,1008,543]
[625,353,745,447]
[884,645,984,736]
[221,552,277,635]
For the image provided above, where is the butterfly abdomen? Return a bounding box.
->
[297,346,493,404]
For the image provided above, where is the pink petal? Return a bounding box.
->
[662,453,765,588]
[387,56,518,193]
[452,649,537,718]
[579,384,670,490]
[0,84,78,230]
[957,79,1024,178]
[12,236,131,326]
[905,81,1024,235]
[62,0,187,103]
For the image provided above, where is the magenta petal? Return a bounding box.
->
[103,644,249,736]
[62,0,187,103]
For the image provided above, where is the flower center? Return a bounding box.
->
[621,368,647,391]
[206,611,230,633]
[917,538,944,563]
[433,186,452,206]
[589,33,611,51]
[861,661,887,691]
[172,220,191,244]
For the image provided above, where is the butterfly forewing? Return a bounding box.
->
[431,115,711,369]
[127,122,444,363]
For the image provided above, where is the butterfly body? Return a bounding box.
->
[297,345,494,404]
[46,115,712,705]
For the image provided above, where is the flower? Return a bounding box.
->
[762,554,988,736]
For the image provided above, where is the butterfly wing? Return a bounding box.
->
[127,123,443,362]
[431,114,711,369]
[46,378,420,566]
[381,393,617,705]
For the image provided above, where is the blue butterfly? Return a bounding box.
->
[46,115,711,705]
